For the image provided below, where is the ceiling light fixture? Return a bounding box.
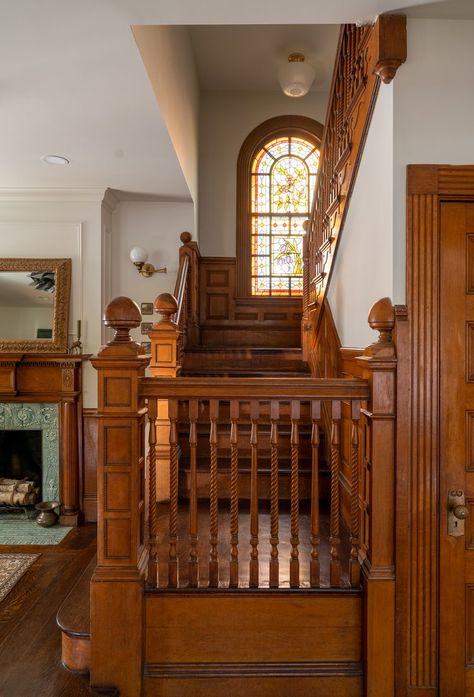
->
[278,53,316,98]
[41,154,70,165]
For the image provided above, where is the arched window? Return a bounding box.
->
[236,116,323,298]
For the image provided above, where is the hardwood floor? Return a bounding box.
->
[154,501,351,589]
[0,524,97,697]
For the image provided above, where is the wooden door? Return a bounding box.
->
[440,201,474,696]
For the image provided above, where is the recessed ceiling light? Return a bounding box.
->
[41,154,70,166]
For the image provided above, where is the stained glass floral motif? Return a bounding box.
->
[250,135,319,296]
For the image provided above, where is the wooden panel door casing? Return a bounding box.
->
[440,202,474,696]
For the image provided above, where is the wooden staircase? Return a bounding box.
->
[182,346,310,377]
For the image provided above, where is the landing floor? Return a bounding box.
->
[154,501,352,589]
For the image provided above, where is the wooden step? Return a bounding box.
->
[56,555,94,674]
[182,346,310,376]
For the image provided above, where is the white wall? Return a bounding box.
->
[393,18,474,303]
[111,200,195,346]
[133,26,200,215]
[0,191,105,405]
[199,90,329,257]
[327,84,394,348]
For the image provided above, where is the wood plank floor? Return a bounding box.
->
[0,524,97,697]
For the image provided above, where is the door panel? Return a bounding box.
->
[440,202,474,696]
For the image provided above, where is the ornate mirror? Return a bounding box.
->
[0,258,71,353]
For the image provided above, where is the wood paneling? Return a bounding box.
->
[199,257,302,348]
[145,593,361,663]
[83,408,98,522]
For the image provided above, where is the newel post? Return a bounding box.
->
[356,297,397,697]
[148,293,181,502]
[90,297,149,697]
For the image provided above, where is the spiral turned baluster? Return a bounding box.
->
[269,400,280,589]
[290,400,300,589]
[350,401,361,587]
[229,400,240,588]
[168,400,179,588]
[209,399,219,588]
[329,401,342,588]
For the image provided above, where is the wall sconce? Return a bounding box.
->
[278,52,316,98]
[129,247,167,278]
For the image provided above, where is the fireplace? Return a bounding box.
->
[0,430,42,505]
[0,403,60,507]
[0,353,88,525]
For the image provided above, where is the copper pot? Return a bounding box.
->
[35,501,60,527]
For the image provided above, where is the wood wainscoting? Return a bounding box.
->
[199,257,302,348]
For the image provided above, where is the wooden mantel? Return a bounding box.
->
[0,353,89,525]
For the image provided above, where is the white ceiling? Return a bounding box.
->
[395,0,474,17]
[189,25,340,93]
[0,0,445,198]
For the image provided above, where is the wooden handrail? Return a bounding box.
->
[140,376,369,400]
[304,17,406,325]
[173,252,190,329]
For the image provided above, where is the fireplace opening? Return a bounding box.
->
[0,430,42,507]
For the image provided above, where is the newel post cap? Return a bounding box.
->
[364,296,396,357]
[103,296,141,346]
[180,231,192,245]
[153,293,178,327]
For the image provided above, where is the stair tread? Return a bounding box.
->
[56,554,94,638]
[185,346,304,353]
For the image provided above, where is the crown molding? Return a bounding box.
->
[0,188,108,203]
[102,188,121,214]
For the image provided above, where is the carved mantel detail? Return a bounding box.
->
[0,353,89,525]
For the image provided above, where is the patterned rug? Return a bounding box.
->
[0,520,72,545]
[0,553,40,602]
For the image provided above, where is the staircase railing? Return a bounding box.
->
[304,17,406,329]
[141,375,369,590]
[90,294,398,696]
[173,231,201,360]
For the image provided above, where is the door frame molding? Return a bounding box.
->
[399,165,474,696]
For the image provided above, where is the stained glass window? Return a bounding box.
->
[250,136,319,297]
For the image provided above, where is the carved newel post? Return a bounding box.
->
[90,297,149,697]
[148,293,180,377]
[356,297,397,697]
[148,293,181,504]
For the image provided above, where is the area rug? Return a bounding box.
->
[0,553,40,602]
[0,520,72,545]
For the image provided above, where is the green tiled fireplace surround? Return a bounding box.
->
[0,403,60,502]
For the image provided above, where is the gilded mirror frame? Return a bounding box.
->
[0,258,71,353]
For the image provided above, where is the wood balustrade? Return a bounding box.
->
[303,17,406,331]
[141,376,368,590]
[90,294,397,697]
